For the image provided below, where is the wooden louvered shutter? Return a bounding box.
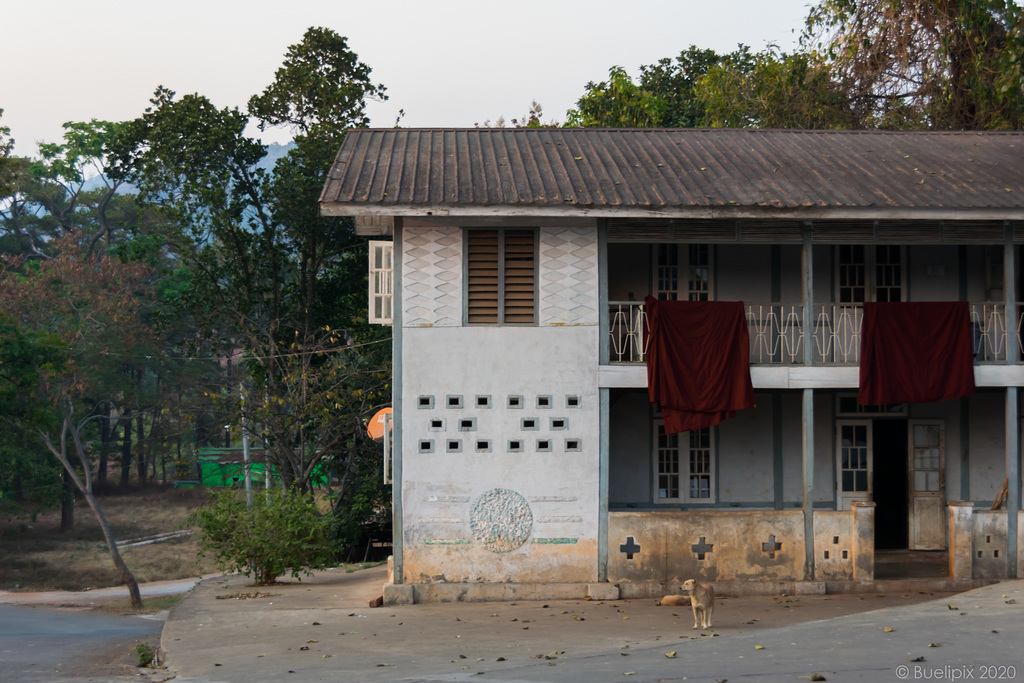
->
[466,229,536,324]
[467,230,500,323]
[502,230,535,323]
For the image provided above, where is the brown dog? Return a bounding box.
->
[681,578,714,629]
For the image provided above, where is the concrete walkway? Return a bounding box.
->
[161,566,1024,682]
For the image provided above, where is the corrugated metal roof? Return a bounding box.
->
[319,128,1024,219]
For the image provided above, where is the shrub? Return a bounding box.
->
[135,642,155,667]
[187,490,337,585]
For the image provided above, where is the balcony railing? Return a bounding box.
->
[608,301,1023,365]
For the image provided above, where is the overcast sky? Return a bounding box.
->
[1,0,813,154]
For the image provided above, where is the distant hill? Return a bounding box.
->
[82,140,296,193]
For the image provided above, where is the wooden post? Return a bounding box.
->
[801,224,815,579]
[1005,223,1019,578]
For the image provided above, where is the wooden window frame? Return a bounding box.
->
[653,420,716,504]
[653,244,714,301]
[368,240,394,325]
[464,228,538,325]
[835,245,905,303]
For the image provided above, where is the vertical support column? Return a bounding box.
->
[851,501,875,581]
[1007,387,1019,578]
[598,387,610,583]
[948,500,975,580]
[391,218,405,586]
[803,388,816,580]
[1005,223,1019,578]
[597,219,609,583]
[801,224,815,579]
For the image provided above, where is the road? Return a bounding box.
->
[0,603,164,681]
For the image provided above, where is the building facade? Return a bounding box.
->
[321,128,1024,602]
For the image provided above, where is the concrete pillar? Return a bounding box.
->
[851,501,875,581]
[948,501,974,580]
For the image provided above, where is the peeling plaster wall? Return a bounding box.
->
[607,510,807,583]
[972,510,1009,579]
[813,511,857,581]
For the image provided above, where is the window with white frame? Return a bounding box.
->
[836,245,904,303]
[655,244,712,301]
[654,421,714,503]
[368,240,394,325]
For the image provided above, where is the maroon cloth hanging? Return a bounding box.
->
[858,301,976,405]
[645,296,755,433]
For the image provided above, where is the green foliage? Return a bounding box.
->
[803,0,1024,129]
[566,66,666,127]
[188,490,338,585]
[699,48,859,129]
[0,109,13,196]
[0,314,65,516]
[566,47,755,128]
[134,642,156,667]
[111,27,392,504]
[571,2,1024,131]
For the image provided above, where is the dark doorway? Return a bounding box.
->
[873,419,908,549]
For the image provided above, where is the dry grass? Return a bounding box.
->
[0,486,221,592]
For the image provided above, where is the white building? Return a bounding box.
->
[320,128,1024,603]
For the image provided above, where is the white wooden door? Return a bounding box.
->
[908,420,946,550]
[836,420,873,510]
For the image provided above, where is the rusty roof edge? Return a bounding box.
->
[319,202,1024,221]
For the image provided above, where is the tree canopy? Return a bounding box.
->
[567,0,1024,130]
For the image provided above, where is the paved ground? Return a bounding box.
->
[160,566,1024,682]
[0,576,212,681]
[0,603,164,681]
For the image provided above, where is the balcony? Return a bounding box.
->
[608,301,1022,365]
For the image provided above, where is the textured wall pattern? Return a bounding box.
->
[469,488,534,552]
[539,227,599,326]
[403,226,462,327]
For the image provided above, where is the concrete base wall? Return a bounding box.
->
[608,510,817,584]
[947,502,1020,580]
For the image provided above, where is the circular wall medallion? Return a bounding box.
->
[469,488,533,552]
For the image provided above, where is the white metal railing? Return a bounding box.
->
[609,302,648,363]
[607,301,1019,365]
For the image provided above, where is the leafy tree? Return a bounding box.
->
[0,238,158,606]
[0,109,14,196]
[566,66,667,127]
[699,47,861,129]
[804,0,1024,129]
[0,315,64,518]
[638,46,755,127]
[566,47,755,128]
[110,28,393,516]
